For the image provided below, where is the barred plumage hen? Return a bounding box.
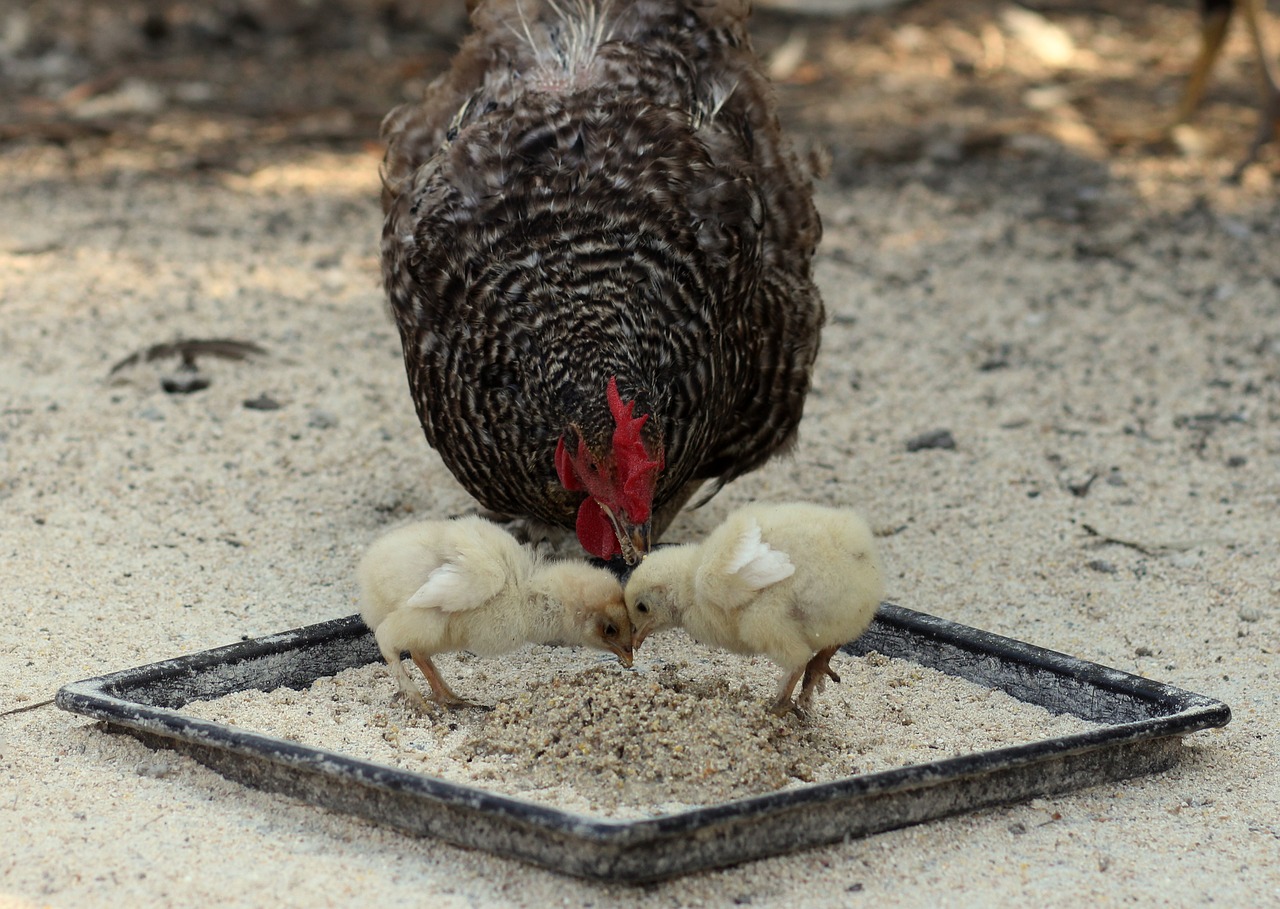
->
[380,0,824,563]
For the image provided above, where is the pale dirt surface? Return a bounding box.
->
[2,0,1279,906]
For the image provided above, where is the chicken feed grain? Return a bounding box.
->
[184,630,1099,818]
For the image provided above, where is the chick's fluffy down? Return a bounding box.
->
[357,516,530,656]
[691,503,884,670]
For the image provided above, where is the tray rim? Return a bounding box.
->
[55,604,1232,865]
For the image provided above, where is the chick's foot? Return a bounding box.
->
[768,666,807,718]
[797,645,842,710]
[411,652,491,712]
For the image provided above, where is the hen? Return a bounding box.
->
[623,502,883,716]
[380,0,824,564]
[358,516,633,711]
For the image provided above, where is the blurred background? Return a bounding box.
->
[1,0,1276,183]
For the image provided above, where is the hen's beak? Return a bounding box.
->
[601,505,650,566]
[627,522,651,563]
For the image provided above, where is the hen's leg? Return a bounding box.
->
[411,652,491,710]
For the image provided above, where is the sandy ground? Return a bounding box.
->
[2,0,1279,906]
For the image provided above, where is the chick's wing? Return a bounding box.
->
[404,528,516,613]
[694,515,795,612]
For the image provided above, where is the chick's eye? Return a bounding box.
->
[636,601,649,614]
[604,623,618,637]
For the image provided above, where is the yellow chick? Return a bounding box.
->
[624,503,884,716]
[358,516,633,711]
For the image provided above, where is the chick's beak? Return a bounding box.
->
[610,641,634,668]
[632,621,653,651]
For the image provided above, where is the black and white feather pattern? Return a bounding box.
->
[380,0,824,537]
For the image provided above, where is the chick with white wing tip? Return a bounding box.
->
[624,503,884,716]
[358,516,633,712]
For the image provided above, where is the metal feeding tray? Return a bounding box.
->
[56,604,1229,883]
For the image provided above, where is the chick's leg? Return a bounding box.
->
[410,652,491,710]
[374,629,431,711]
[797,647,841,710]
[798,645,842,710]
[768,666,806,717]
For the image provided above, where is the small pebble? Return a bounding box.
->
[243,393,282,411]
[905,429,956,452]
[161,373,211,395]
[1135,646,1154,657]
[135,758,174,778]
[1086,560,1117,574]
[308,410,338,430]
[1067,474,1097,497]
[1238,606,1262,623]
